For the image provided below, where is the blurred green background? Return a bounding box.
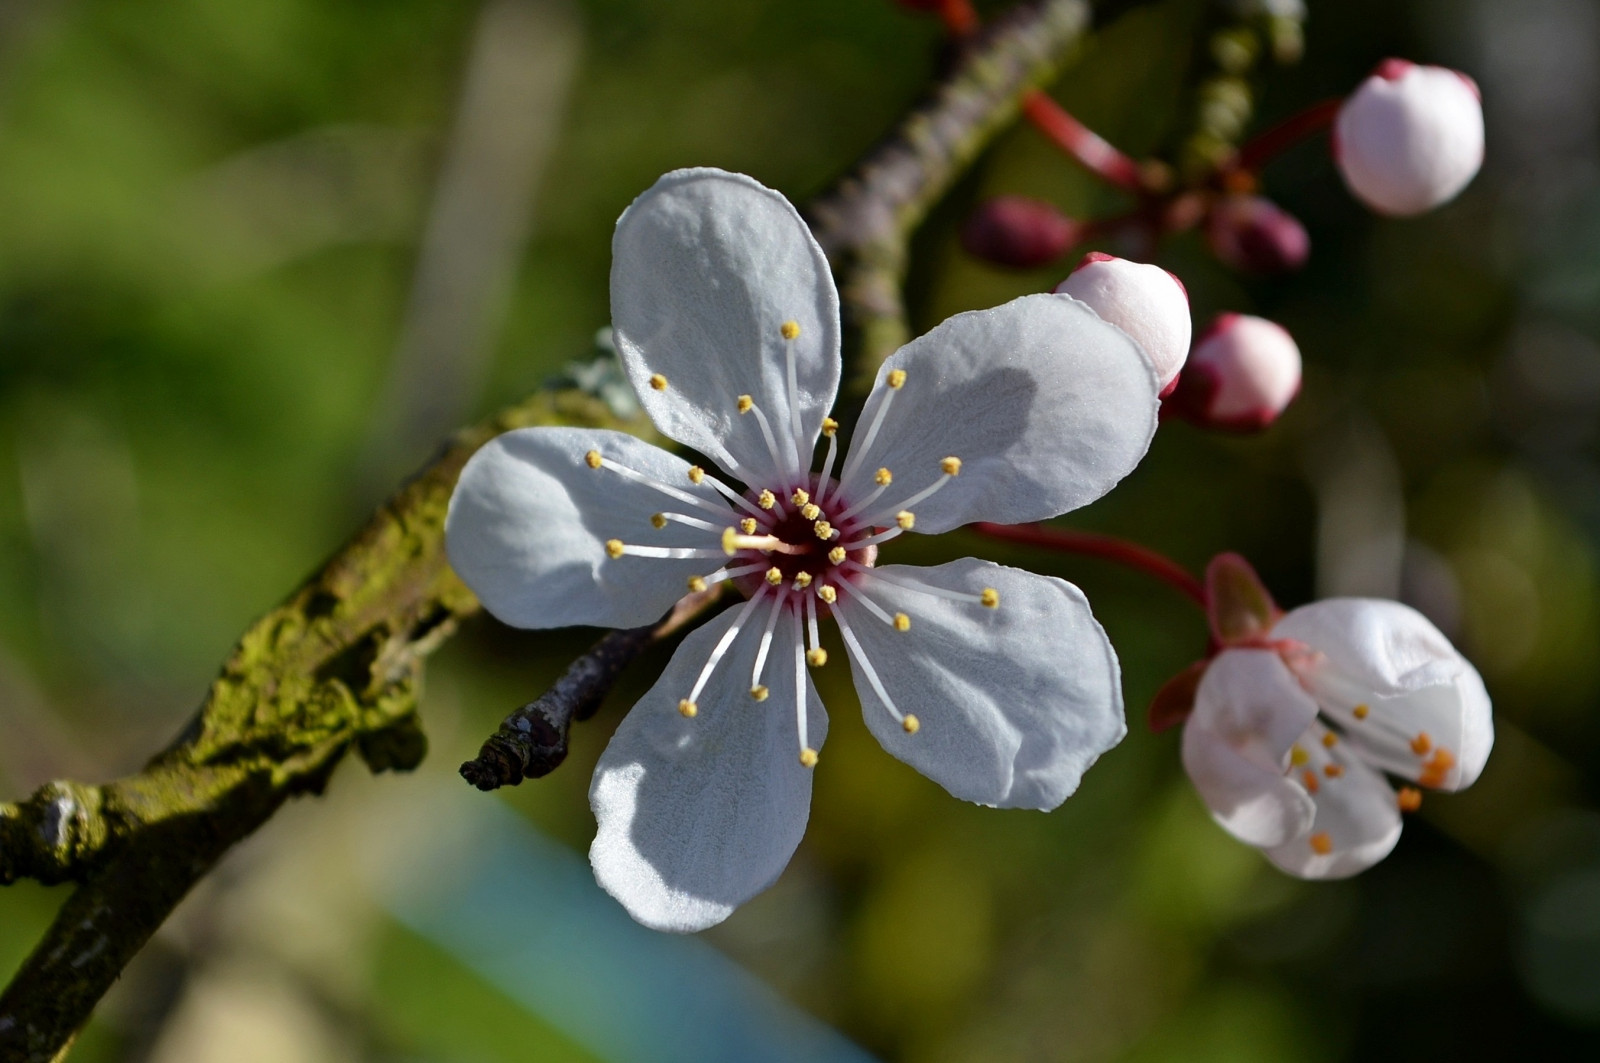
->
[3,0,1598,1059]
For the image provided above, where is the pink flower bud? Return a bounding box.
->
[1168,313,1301,432]
[1205,196,1310,274]
[1054,252,1191,389]
[960,196,1079,269]
[1334,59,1484,217]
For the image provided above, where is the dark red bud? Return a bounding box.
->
[1149,659,1209,733]
[961,196,1079,269]
[1205,196,1310,275]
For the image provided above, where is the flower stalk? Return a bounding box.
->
[971,521,1206,607]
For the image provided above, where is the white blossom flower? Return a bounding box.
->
[1182,596,1493,879]
[1335,59,1485,217]
[445,168,1162,931]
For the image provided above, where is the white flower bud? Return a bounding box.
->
[1334,59,1484,217]
[1170,314,1301,432]
[1055,253,1192,389]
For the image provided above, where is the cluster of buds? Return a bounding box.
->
[951,52,1484,277]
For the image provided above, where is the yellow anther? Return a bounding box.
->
[887,368,907,389]
[1397,786,1423,812]
[678,699,698,718]
[902,714,920,734]
[605,539,625,559]
[827,546,847,564]
[791,488,810,506]
[893,612,911,632]
[821,417,838,437]
[649,373,668,391]
[1309,832,1333,856]
[806,648,828,667]
[1321,732,1338,748]
[722,528,739,555]
[651,513,667,529]
[1352,703,1370,720]
[980,587,1000,609]
[1410,732,1433,756]
[687,466,705,484]
[1290,745,1309,766]
[793,572,813,589]
[765,567,784,585]
[818,586,837,604]
[741,518,758,535]
[750,685,770,702]
[737,394,754,413]
[799,747,819,768]
[781,320,801,340]
[1323,763,1344,778]
[758,490,777,510]
[813,520,834,540]
[801,503,821,520]
[941,456,962,476]
[687,576,708,593]
[584,449,603,469]
[895,510,915,530]
[875,467,893,486]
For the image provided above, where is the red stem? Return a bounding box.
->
[1232,97,1342,174]
[971,521,1207,607]
[1021,91,1147,192]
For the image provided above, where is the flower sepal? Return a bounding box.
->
[1147,658,1209,733]
[1205,552,1283,646]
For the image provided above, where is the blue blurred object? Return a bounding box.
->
[380,800,878,1063]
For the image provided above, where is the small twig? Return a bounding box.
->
[459,587,724,790]
[809,0,1091,389]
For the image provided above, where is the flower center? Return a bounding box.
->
[723,475,882,599]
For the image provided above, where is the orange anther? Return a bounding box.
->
[1323,763,1344,779]
[1301,769,1320,794]
[1321,732,1339,748]
[1410,732,1433,756]
[1310,832,1333,855]
[1428,748,1456,771]
[1397,787,1423,812]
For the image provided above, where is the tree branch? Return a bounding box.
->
[0,390,652,1062]
[809,0,1089,390]
[0,3,1094,1057]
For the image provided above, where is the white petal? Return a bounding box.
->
[836,294,1158,535]
[610,168,841,485]
[1189,649,1320,770]
[1181,722,1316,848]
[1054,255,1192,386]
[1276,598,1493,790]
[834,559,1124,810]
[589,598,827,932]
[445,427,731,630]
[1263,738,1402,880]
